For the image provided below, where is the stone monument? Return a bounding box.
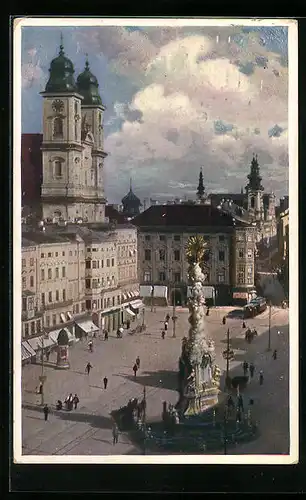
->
[56,328,70,369]
[177,235,221,415]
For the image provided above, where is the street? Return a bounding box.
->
[21,305,289,456]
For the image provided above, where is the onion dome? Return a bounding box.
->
[76,58,103,106]
[45,37,77,93]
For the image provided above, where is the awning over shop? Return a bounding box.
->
[60,313,66,323]
[67,312,72,320]
[122,294,127,300]
[125,308,135,317]
[75,320,99,334]
[21,341,35,360]
[22,340,36,357]
[27,335,56,351]
[129,299,144,309]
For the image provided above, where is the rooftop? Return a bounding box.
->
[132,204,250,229]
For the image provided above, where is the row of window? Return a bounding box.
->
[85,276,115,288]
[85,295,120,311]
[143,271,226,283]
[22,258,35,267]
[41,289,66,305]
[87,247,114,253]
[23,319,41,338]
[86,258,115,269]
[144,249,227,262]
[22,276,34,288]
[41,267,66,281]
[144,235,226,242]
[41,251,67,258]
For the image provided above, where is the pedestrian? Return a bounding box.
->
[259,370,264,385]
[68,393,73,411]
[112,423,119,445]
[237,394,244,412]
[242,321,246,328]
[119,325,124,338]
[73,394,79,410]
[272,349,277,360]
[242,360,249,376]
[88,340,93,352]
[249,362,255,378]
[164,321,168,332]
[38,382,43,395]
[85,362,93,375]
[206,307,210,316]
[222,316,226,325]
[116,328,120,338]
[133,363,138,377]
[46,349,50,361]
[103,376,108,389]
[43,404,49,421]
[104,330,109,341]
[161,330,165,339]
[126,319,131,329]
[56,400,63,410]
[136,356,140,369]
[165,313,170,322]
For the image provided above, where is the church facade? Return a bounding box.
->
[40,42,107,224]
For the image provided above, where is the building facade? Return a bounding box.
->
[40,43,107,223]
[133,205,257,306]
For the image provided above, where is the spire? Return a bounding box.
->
[59,32,64,55]
[241,186,244,194]
[85,53,90,71]
[130,177,133,191]
[196,167,205,200]
[245,154,264,192]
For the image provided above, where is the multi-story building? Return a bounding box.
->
[277,208,289,297]
[133,204,257,306]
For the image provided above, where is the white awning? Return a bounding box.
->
[122,294,127,300]
[129,299,144,309]
[75,320,99,334]
[22,340,36,357]
[125,308,135,317]
[21,342,34,360]
[27,335,56,351]
[60,313,66,323]
[49,328,75,344]
[67,312,72,320]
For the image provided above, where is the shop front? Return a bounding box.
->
[75,319,100,339]
[101,307,121,332]
[232,288,256,306]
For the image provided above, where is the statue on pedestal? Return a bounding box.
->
[177,235,221,415]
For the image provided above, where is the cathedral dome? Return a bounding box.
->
[77,59,103,106]
[45,41,77,93]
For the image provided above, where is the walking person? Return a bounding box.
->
[165,313,170,323]
[104,330,109,341]
[68,393,74,411]
[88,340,93,352]
[126,319,131,330]
[259,370,264,386]
[37,381,43,395]
[103,376,108,389]
[161,330,165,339]
[242,321,246,329]
[272,349,277,360]
[43,404,49,421]
[119,325,124,338]
[85,362,93,375]
[237,394,244,412]
[133,363,138,377]
[222,316,226,325]
[249,362,255,379]
[73,394,79,410]
[242,360,249,377]
[136,356,140,369]
[164,321,168,332]
[112,423,119,445]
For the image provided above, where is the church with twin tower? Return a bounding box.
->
[40,37,107,223]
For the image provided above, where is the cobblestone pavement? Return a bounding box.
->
[21,305,290,456]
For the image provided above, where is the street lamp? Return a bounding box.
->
[172,295,177,338]
[222,328,234,391]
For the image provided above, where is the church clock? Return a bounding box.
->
[52,99,64,113]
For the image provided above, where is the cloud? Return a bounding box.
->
[268,124,285,138]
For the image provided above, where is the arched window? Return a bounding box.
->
[53,117,63,138]
[251,196,255,209]
[54,161,62,178]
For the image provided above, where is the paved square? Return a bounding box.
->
[21,306,289,456]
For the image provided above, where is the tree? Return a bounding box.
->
[196,168,205,199]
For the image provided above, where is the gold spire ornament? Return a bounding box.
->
[186,235,207,263]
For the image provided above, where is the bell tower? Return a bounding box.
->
[40,37,85,222]
[245,154,264,222]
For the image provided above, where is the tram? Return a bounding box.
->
[244,297,267,318]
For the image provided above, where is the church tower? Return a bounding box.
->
[245,154,264,222]
[196,167,205,202]
[40,39,106,223]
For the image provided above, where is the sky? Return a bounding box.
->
[21,23,289,204]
